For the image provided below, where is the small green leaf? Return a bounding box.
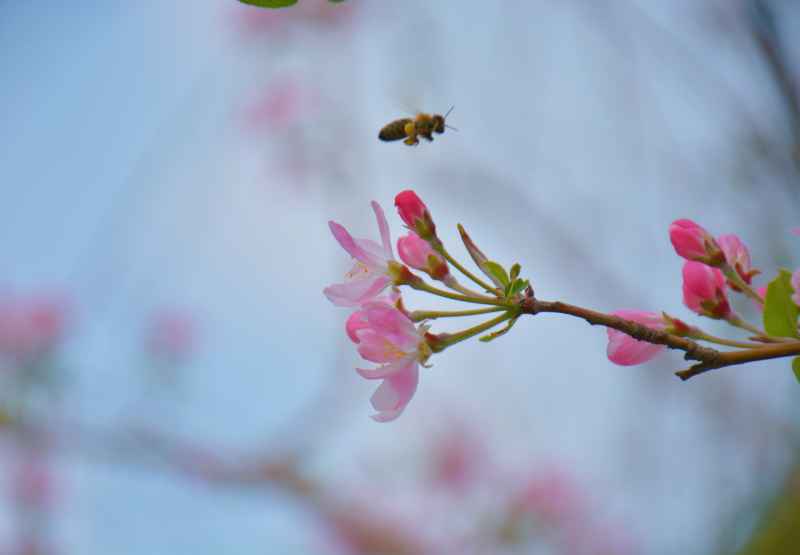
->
[793,357,800,384]
[238,0,298,8]
[484,261,510,288]
[328,0,348,3]
[479,317,519,342]
[509,263,521,281]
[506,278,529,298]
[763,269,800,338]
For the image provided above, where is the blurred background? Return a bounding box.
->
[1,0,800,553]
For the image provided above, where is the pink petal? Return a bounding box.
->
[323,275,391,307]
[356,330,404,363]
[345,310,369,343]
[362,303,418,350]
[370,201,393,259]
[356,358,410,379]
[354,238,388,265]
[328,221,380,267]
[607,331,665,366]
[368,362,419,422]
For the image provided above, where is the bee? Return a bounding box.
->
[378,107,456,146]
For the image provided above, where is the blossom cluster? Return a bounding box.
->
[326,193,800,420]
[607,219,766,366]
[324,192,440,421]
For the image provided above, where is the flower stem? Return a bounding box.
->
[690,330,763,349]
[721,262,763,305]
[436,246,496,293]
[409,279,511,307]
[442,274,493,298]
[726,315,793,343]
[434,312,516,351]
[409,306,506,322]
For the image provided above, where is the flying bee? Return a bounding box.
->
[378,106,456,146]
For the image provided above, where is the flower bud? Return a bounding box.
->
[394,190,437,241]
[717,234,759,288]
[606,310,667,366]
[669,219,724,265]
[682,261,732,319]
[397,233,449,280]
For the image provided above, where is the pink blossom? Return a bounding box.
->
[394,190,437,240]
[792,270,800,307]
[669,219,723,264]
[324,497,431,555]
[682,261,732,318]
[0,294,67,365]
[791,227,800,236]
[513,466,585,525]
[243,78,316,132]
[12,446,54,510]
[324,202,398,307]
[147,310,195,363]
[396,232,448,280]
[345,290,401,343]
[429,423,485,491]
[606,310,667,366]
[717,234,758,286]
[347,301,429,422]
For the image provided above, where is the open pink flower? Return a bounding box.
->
[606,310,667,366]
[347,301,430,422]
[669,219,723,265]
[717,234,758,286]
[682,261,732,318]
[325,202,397,307]
[396,232,448,280]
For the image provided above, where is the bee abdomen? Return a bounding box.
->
[379,118,412,142]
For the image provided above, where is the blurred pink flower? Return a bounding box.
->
[513,466,585,525]
[325,499,429,555]
[682,261,732,319]
[12,442,55,510]
[668,219,722,265]
[397,232,448,280]
[147,310,195,363]
[0,294,68,365]
[606,310,666,366]
[791,227,800,236]
[347,301,429,422]
[243,78,316,132]
[429,423,485,492]
[717,234,758,286]
[324,202,397,307]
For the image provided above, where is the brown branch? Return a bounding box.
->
[520,296,800,381]
[520,298,721,363]
[676,341,800,381]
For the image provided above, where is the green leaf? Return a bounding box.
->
[793,357,800,384]
[479,317,518,342]
[763,269,800,338]
[506,278,529,298]
[238,0,298,8]
[509,263,521,281]
[328,0,348,3]
[484,261,510,288]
